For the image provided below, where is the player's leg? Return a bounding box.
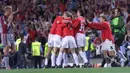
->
[63,49,69,68]
[101,57,106,67]
[51,47,58,67]
[108,44,117,67]
[102,48,112,67]
[102,50,110,67]
[63,49,72,68]
[79,47,89,64]
[76,33,88,66]
[109,51,116,57]
[56,48,64,68]
[45,34,54,68]
[103,40,116,67]
[69,36,79,68]
[70,48,79,68]
[44,47,52,68]
[108,42,116,57]
[101,39,111,67]
[79,47,88,64]
[51,35,62,67]
[56,36,68,67]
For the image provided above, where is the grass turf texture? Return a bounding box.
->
[0,67,130,73]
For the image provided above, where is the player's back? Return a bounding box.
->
[55,16,65,36]
[62,18,74,37]
[50,16,62,34]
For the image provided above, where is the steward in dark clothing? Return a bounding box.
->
[17,35,28,69]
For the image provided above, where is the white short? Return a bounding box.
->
[48,34,54,47]
[101,39,115,51]
[76,33,86,48]
[62,36,77,49]
[53,34,62,48]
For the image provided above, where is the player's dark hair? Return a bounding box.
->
[78,9,85,17]
[20,34,24,41]
[71,9,78,14]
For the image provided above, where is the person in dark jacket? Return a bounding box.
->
[17,34,28,69]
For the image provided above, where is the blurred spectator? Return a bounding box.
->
[93,37,102,56]
[66,0,77,11]
[92,13,100,23]
[84,32,95,64]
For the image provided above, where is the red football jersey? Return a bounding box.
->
[50,16,63,34]
[88,22,113,42]
[76,17,85,34]
[55,17,66,36]
[73,17,86,36]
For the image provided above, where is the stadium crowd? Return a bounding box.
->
[0,0,130,70]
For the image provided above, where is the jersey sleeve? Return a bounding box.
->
[88,22,108,30]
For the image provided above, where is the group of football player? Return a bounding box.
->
[44,9,116,68]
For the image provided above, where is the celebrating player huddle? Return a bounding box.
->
[45,9,116,68]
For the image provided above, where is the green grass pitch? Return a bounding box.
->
[0,67,130,73]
